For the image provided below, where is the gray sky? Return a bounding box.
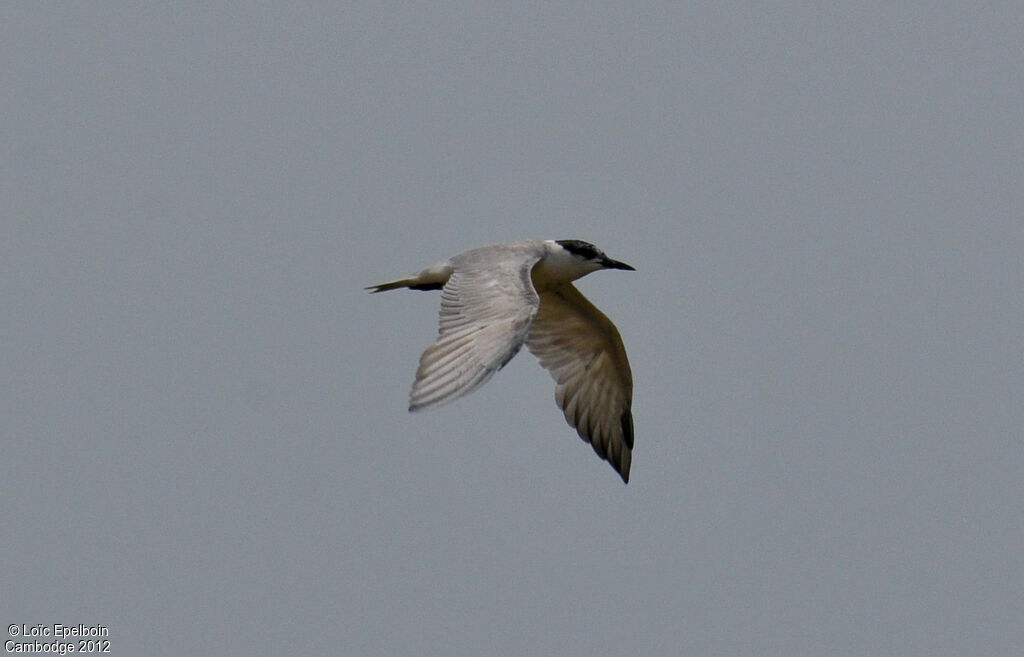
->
[3,3,1022,656]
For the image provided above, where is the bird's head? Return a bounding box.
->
[549,239,635,278]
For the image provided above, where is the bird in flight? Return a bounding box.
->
[367,239,635,483]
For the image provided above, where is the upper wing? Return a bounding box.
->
[526,283,634,482]
[409,250,543,411]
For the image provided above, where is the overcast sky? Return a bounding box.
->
[3,3,1022,656]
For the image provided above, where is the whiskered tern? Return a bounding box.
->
[367,239,635,483]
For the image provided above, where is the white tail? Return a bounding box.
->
[365,263,453,293]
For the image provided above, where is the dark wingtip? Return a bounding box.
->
[618,409,633,483]
[621,409,634,449]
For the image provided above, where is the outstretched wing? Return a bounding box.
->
[526,283,634,482]
[409,248,544,411]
